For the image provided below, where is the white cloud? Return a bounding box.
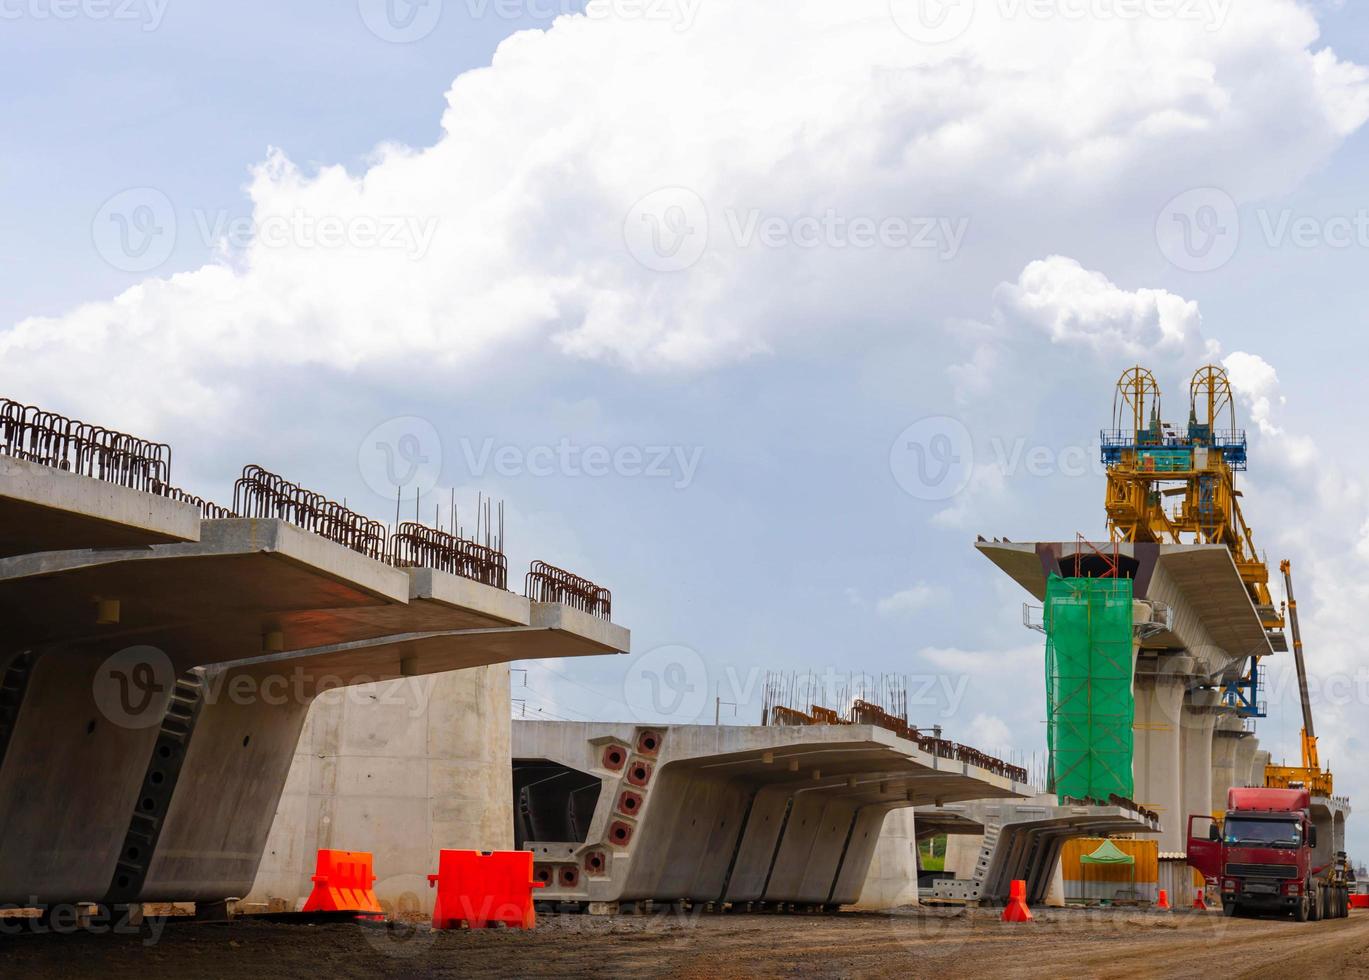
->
[3,0,1367,440]
[993,255,1210,359]
[920,642,1041,674]
[968,712,1014,753]
[876,582,944,617]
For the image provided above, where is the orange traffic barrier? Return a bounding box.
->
[1002,879,1033,922]
[1351,894,1369,910]
[1157,889,1171,910]
[428,850,547,929]
[301,849,383,916]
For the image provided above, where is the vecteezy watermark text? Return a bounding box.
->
[624,187,970,272]
[0,0,168,30]
[457,438,704,489]
[92,187,441,273]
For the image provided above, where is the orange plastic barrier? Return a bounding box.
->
[428,850,547,929]
[1157,888,1171,910]
[1002,879,1033,922]
[1351,894,1369,910]
[301,849,383,915]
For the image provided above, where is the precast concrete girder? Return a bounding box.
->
[918,797,1161,905]
[0,456,200,559]
[511,722,1026,909]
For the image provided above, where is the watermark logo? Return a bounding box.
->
[93,646,176,729]
[358,416,444,503]
[456,438,704,490]
[1156,187,1240,273]
[890,416,974,501]
[624,645,708,722]
[359,0,443,42]
[92,188,177,273]
[0,0,169,30]
[357,876,437,958]
[889,0,975,45]
[624,187,710,273]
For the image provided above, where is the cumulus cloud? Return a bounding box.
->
[993,256,1213,360]
[3,0,1367,443]
[876,582,945,616]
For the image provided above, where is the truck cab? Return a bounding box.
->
[1188,787,1321,920]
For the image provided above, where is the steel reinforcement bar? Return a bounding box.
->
[388,522,508,589]
[0,397,171,491]
[524,560,612,619]
[232,464,387,560]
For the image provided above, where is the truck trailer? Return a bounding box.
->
[1188,787,1349,921]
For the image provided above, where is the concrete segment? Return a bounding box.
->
[0,504,630,908]
[511,721,1026,909]
[0,456,200,558]
[918,795,1161,905]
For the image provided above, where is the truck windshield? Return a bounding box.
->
[1224,818,1301,848]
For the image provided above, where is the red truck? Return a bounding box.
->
[1188,787,1349,920]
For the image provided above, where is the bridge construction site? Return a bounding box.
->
[1,366,1367,977]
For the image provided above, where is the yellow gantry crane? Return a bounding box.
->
[1265,560,1334,797]
[1102,365,1281,629]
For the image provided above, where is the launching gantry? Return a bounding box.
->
[1102,365,1282,631]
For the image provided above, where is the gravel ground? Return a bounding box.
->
[4,905,1369,978]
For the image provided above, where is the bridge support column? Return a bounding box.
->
[1132,658,1188,852]
[1180,691,1220,836]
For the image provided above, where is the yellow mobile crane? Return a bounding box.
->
[1265,560,1334,798]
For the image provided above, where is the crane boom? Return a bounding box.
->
[1265,560,1330,794]
[1280,559,1319,772]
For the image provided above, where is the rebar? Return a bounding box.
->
[524,560,612,619]
[389,522,508,589]
[0,398,171,492]
[232,465,387,560]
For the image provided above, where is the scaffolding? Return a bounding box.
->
[1044,575,1135,802]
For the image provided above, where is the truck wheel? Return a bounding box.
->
[1223,901,1238,918]
[1296,894,1309,922]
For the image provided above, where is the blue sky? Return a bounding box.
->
[6,0,1369,849]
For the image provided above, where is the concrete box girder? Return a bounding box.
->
[0,520,553,666]
[976,540,1272,661]
[0,456,200,558]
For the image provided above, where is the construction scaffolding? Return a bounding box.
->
[1044,575,1135,803]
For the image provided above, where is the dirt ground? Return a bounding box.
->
[4,906,1369,979]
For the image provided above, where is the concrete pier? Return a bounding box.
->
[978,540,1281,855]
[248,665,514,915]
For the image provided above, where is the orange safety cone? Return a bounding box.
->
[1193,889,1209,911]
[1157,889,1171,910]
[301,849,384,916]
[1002,879,1033,922]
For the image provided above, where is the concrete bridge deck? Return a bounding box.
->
[511,721,1028,911]
[0,460,630,908]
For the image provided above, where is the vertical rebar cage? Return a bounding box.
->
[1044,574,1135,803]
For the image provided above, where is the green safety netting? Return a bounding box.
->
[1079,839,1135,866]
[1044,574,1135,803]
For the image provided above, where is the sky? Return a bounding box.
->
[5,0,1369,851]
